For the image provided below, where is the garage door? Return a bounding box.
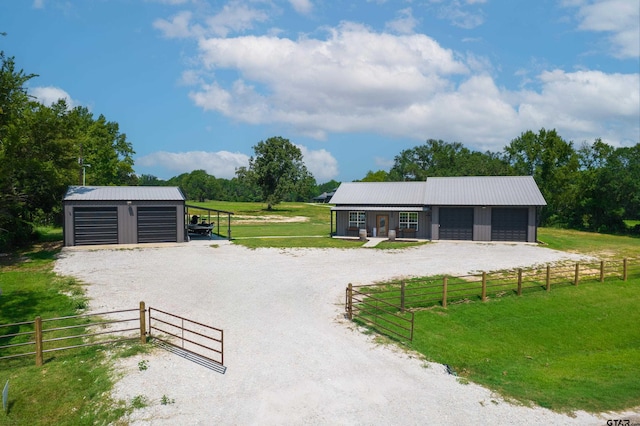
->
[138,207,177,243]
[439,208,473,240]
[74,207,118,246]
[491,208,528,241]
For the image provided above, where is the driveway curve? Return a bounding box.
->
[54,241,616,425]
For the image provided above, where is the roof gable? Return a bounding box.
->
[424,176,546,206]
[63,186,185,201]
[330,182,428,205]
[330,177,546,207]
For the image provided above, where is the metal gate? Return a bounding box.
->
[148,307,224,372]
[73,207,118,245]
[138,207,178,243]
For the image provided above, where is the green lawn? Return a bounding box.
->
[538,227,640,258]
[0,238,146,425]
[409,279,640,412]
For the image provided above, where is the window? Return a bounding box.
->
[399,212,418,230]
[349,211,366,228]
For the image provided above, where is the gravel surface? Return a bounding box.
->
[53,240,629,425]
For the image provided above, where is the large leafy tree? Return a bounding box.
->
[389,139,511,181]
[0,50,137,249]
[571,140,640,232]
[504,129,580,225]
[241,136,313,210]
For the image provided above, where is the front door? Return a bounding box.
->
[376,215,389,237]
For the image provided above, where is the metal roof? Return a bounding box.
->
[331,206,428,212]
[329,176,546,207]
[329,182,428,205]
[424,176,546,206]
[63,186,186,201]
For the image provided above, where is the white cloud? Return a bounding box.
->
[166,12,636,153]
[137,150,250,179]
[385,8,418,34]
[296,145,339,180]
[569,0,640,58]
[32,0,45,9]
[153,11,196,38]
[289,0,313,15]
[515,70,640,143]
[190,22,468,138]
[436,0,485,29]
[30,86,76,108]
[205,1,270,37]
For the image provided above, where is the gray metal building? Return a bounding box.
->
[63,186,186,246]
[330,176,546,242]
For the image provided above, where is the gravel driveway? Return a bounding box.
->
[54,240,620,425]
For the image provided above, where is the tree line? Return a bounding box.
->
[363,133,639,233]
[1,50,136,249]
[1,47,637,251]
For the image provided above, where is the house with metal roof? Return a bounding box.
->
[330,176,546,242]
[63,186,187,246]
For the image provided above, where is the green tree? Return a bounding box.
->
[241,136,313,210]
[504,129,580,225]
[0,51,38,248]
[359,170,390,182]
[571,140,640,232]
[389,139,511,181]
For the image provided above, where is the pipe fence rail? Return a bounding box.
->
[148,307,224,369]
[346,257,638,342]
[0,302,224,371]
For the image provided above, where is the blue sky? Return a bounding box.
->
[2,0,638,183]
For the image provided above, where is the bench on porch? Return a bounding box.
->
[396,227,417,238]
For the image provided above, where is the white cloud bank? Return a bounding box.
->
[154,1,639,154]
[137,145,338,180]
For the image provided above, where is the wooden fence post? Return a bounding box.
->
[517,269,522,296]
[546,265,551,292]
[574,263,579,286]
[600,260,605,283]
[35,316,43,367]
[139,301,146,344]
[347,284,353,320]
[400,281,405,313]
[442,276,448,308]
[623,258,628,281]
[481,272,487,302]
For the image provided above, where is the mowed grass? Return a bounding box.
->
[0,234,145,425]
[409,279,640,412]
[538,227,640,258]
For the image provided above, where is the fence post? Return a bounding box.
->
[347,284,353,320]
[517,269,522,296]
[546,265,551,292]
[35,316,43,367]
[481,272,487,302]
[400,281,405,313]
[139,301,147,344]
[442,276,448,308]
[600,260,605,283]
[574,263,580,286]
[623,258,628,281]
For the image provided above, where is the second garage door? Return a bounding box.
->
[137,207,178,243]
[439,208,473,240]
[491,208,528,241]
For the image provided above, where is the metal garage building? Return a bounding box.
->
[63,186,186,246]
[330,176,547,242]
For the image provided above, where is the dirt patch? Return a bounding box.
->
[232,214,309,224]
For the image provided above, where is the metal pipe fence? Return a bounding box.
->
[346,257,638,342]
[0,302,225,370]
